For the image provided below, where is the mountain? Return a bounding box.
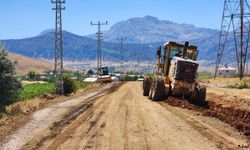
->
[92,15,219,44]
[1,16,244,65]
[1,30,155,62]
[2,31,118,61]
[7,52,53,75]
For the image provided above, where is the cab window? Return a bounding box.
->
[169,49,182,58]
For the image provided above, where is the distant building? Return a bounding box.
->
[218,64,237,77]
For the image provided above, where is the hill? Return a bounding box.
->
[2,31,121,61]
[7,52,53,75]
[1,16,244,65]
[99,15,219,44]
[1,30,152,62]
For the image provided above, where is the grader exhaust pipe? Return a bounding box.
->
[157,46,162,73]
[183,41,189,59]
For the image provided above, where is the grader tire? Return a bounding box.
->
[196,86,206,106]
[151,78,164,101]
[189,86,207,107]
[143,78,150,96]
[148,81,154,100]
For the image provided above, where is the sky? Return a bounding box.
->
[0,0,224,39]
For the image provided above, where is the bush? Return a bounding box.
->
[0,47,22,110]
[124,75,138,81]
[228,82,250,89]
[27,71,39,80]
[63,76,76,95]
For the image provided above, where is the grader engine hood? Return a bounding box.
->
[173,57,199,83]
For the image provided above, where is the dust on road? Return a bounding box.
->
[1,82,249,150]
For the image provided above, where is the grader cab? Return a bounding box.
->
[143,41,206,105]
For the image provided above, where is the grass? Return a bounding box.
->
[228,82,250,89]
[18,81,89,101]
[198,71,213,79]
[18,83,55,100]
[75,81,89,90]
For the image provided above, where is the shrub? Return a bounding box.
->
[228,82,250,89]
[124,75,138,81]
[0,47,22,110]
[63,76,76,95]
[27,71,39,80]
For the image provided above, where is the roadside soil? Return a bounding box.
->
[165,78,250,140]
[207,87,250,111]
[1,82,248,150]
[0,83,104,146]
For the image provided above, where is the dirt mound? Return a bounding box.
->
[164,97,250,139]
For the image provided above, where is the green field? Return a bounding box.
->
[198,71,213,79]
[18,83,55,100]
[18,81,89,101]
[75,81,89,89]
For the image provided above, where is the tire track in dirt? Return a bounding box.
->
[12,82,250,150]
[76,93,115,150]
[118,84,150,150]
[21,83,121,150]
[133,87,150,150]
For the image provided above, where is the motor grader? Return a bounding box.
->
[97,67,112,83]
[143,41,206,105]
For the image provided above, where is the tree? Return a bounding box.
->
[0,47,22,109]
[63,75,76,95]
[27,71,38,80]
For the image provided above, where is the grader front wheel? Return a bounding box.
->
[143,77,150,96]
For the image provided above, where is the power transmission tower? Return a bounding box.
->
[52,0,65,94]
[135,51,142,67]
[90,21,108,75]
[117,37,127,71]
[215,0,250,80]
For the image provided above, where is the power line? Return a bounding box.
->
[117,37,127,71]
[51,0,65,94]
[90,21,108,75]
[215,0,250,80]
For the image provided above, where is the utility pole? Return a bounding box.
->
[52,0,65,94]
[135,51,142,67]
[214,0,250,80]
[90,21,108,75]
[117,37,127,71]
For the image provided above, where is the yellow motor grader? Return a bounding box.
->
[143,41,206,105]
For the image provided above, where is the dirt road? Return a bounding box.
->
[1,82,249,150]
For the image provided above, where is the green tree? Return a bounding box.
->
[63,75,76,95]
[27,71,38,80]
[0,47,22,109]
